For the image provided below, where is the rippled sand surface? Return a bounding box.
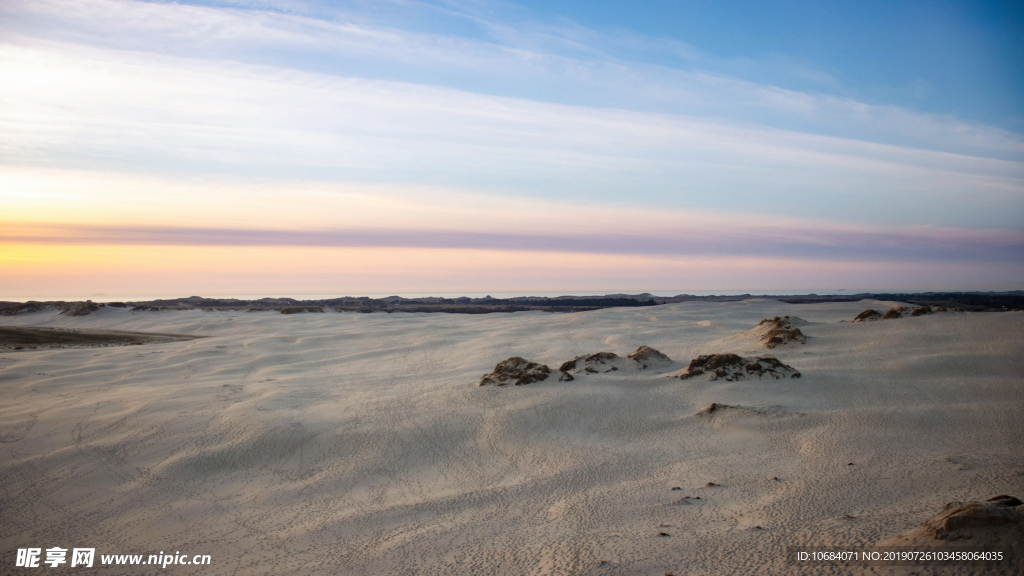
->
[1,300,1022,575]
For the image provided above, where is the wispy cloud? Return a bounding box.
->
[3,0,1023,159]
[1,42,1021,230]
[5,217,1021,265]
[1,0,1021,294]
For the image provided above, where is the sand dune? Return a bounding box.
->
[1,299,1022,575]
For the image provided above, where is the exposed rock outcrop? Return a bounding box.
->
[860,494,1024,573]
[558,351,620,374]
[696,402,739,415]
[883,306,908,319]
[856,306,944,322]
[755,316,806,348]
[0,301,103,317]
[0,302,46,316]
[918,496,1022,541]
[877,494,1023,572]
[57,302,101,317]
[478,357,553,387]
[678,354,800,381]
[559,346,673,375]
[693,402,803,431]
[479,346,675,386]
[280,306,325,314]
[627,345,670,363]
[626,345,673,368]
[852,309,881,322]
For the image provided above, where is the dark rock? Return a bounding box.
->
[478,357,552,387]
[698,402,736,415]
[626,345,672,365]
[559,346,673,376]
[927,499,1021,539]
[853,309,881,322]
[756,316,807,348]
[988,495,1023,507]
[882,495,1024,570]
[0,302,47,316]
[559,352,618,373]
[280,306,324,314]
[588,352,618,363]
[883,306,907,320]
[679,354,800,381]
[558,358,580,372]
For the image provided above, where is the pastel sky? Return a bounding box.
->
[2,0,1022,298]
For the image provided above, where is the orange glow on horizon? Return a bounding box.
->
[2,242,1007,298]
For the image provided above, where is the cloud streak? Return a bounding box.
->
[1,42,1022,230]
[4,0,1022,159]
[5,222,1021,264]
[1,0,1021,294]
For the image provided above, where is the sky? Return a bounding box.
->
[1,0,1022,298]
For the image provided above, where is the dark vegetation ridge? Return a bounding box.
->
[0,291,1021,316]
[0,327,200,349]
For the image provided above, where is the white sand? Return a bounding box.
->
[1,300,1022,575]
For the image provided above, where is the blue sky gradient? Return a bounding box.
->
[1,0,1022,295]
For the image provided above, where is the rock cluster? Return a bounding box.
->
[678,354,800,381]
[559,346,674,376]
[922,495,1022,541]
[58,302,101,317]
[875,494,1024,573]
[479,346,674,387]
[879,493,1024,569]
[558,352,620,374]
[855,305,957,322]
[0,302,46,316]
[280,306,325,314]
[697,402,737,415]
[756,316,806,348]
[627,345,673,367]
[0,301,103,317]
[478,357,552,387]
[852,309,882,322]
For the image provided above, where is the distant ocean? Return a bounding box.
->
[3,289,935,303]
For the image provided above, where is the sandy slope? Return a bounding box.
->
[0,300,1021,575]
